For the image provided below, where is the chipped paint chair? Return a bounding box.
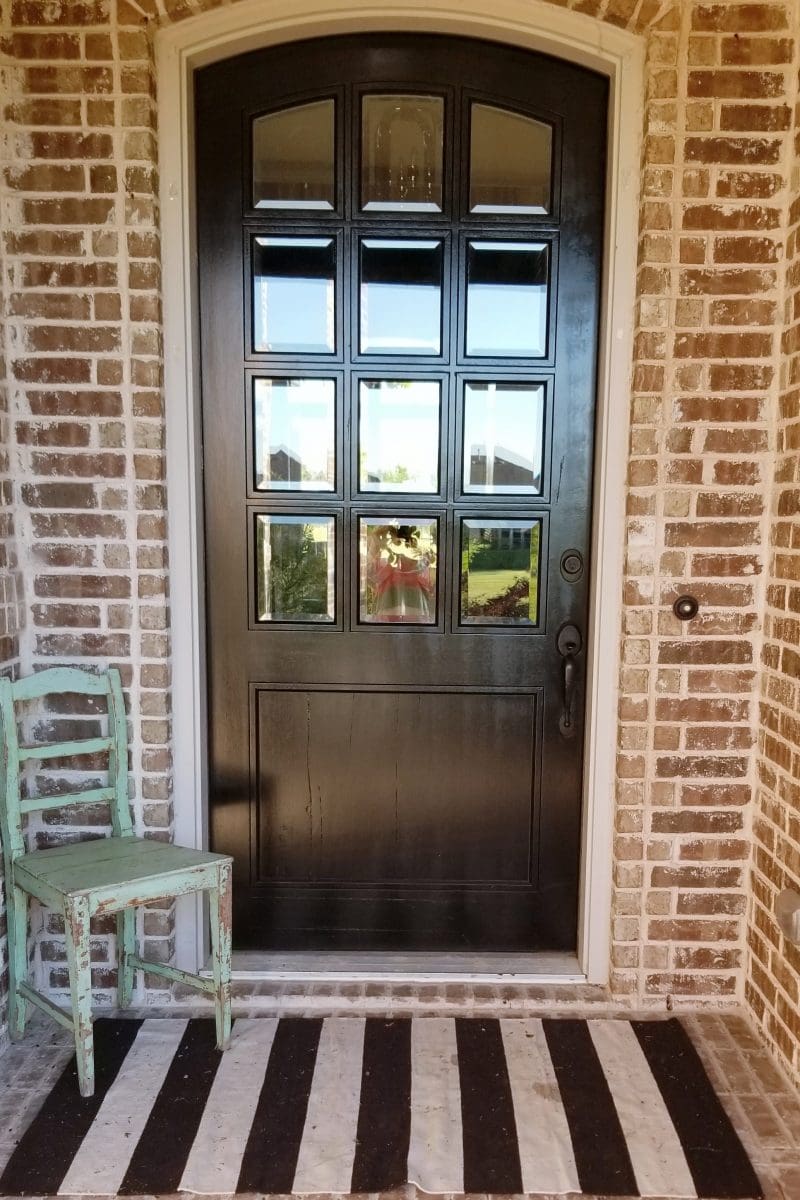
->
[0,666,233,1096]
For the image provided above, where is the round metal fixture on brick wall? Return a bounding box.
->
[673,594,699,621]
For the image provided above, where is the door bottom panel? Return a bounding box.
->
[234,882,577,952]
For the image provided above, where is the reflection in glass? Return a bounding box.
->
[466,241,548,357]
[360,517,437,624]
[362,95,443,212]
[460,519,541,625]
[253,237,335,353]
[359,380,440,493]
[255,515,335,622]
[253,100,335,210]
[254,378,336,491]
[360,239,442,355]
[470,103,552,214]
[463,382,544,495]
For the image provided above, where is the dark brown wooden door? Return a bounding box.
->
[196,35,607,951]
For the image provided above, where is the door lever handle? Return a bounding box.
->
[557,623,583,739]
[561,652,577,734]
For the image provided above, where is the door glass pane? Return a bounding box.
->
[361,94,444,212]
[466,241,548,357]
[255,514,335,622]
[253,236,335,353]
[359,379,440,493]
[254,377,336,491]
[360,239,442,354]
[460,518,541,625]
[463,382,544,495]
[253,100,335,210]
[469,103,552,214]
[359,517,438,624]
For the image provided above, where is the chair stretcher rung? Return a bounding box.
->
[18,736,114,761]
[18,981,75,1032]
[127,954,217,994]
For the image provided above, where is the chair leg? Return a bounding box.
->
[64,896,95,1098]
[117,908,135,1009]
[209,861,233,1051]
[7,885,29,1040]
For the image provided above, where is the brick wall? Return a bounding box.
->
[0,0,797,1067]
[748,8,800,1084]
[0,0,25,1046]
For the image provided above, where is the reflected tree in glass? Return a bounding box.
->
[360,518,437,624]
[256,515,335,622]
[460,520,541,625]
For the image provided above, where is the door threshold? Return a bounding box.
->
[229,950,585,983]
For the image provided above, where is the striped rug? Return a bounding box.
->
[0,1017,762,1199]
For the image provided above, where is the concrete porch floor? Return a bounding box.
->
[0,1005,798,1200]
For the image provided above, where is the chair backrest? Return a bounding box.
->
[0,666,132,869]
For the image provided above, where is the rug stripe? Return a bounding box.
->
[58,1018,187,1196]
[0,1017,142,1197]
[292,1017,366,1192]
[500,1018,581,1195]
[408,1017,464,1194]
[179,1019,278,1195]
[543,1017,639,1197]
[350,1018,412,1193]
[632,1019,764,1200]
[455,1017,522,1193]
[236,1017,323,1194]
[118,1018,223,1195]
[589,1019,697,1199]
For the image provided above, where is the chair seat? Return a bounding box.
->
[14,836,230,908]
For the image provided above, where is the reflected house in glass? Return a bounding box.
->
[468,443,539,491]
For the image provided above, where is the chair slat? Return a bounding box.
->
[11,667,111,702]
[19,787,116,815]
[18,736,114,761]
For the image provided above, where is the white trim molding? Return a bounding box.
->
[158,0,644,982]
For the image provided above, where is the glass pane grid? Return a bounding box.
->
[465,240,550,359]
[361,94,444,213]
[358,378,441,495]
[253,99,335,211]
[255,513,337,623]
[469,102,552,215]
[462,380,545,497]
[253,236,336,354]
[358,516,438,625]
[359,238,444,356]
[253,377,336,492]
[459,517,542,626]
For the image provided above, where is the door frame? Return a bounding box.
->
[156,0,644,984]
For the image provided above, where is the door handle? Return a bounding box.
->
[557,623,582,738]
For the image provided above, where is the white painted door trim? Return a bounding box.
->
[157,0,643,983]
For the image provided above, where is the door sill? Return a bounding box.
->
[228,950,584,983]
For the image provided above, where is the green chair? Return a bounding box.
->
[0,666,233,1096]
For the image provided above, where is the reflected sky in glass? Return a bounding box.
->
[466,241,548,357]
[359,379,440,493]
[253,237,335,353]
[254,378,335,491]
[463,382,543,495]
[360,239,442,354]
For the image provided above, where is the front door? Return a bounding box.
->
[196,35,607,951]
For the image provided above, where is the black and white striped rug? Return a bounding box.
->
[0,1017,762,1198]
